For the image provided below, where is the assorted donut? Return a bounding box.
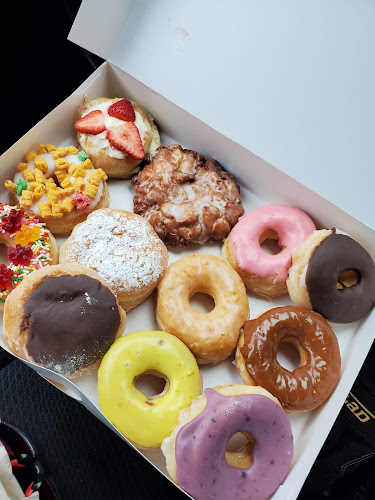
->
[1,95,375,499]
[59,208,168,311]
[132,144,244,248]
[0,204,58,308]
[3,264,126,378]
[162,385,293,500]
[98,330,201,448]
[4,143,109,234]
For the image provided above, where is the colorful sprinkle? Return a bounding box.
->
[16,179,28,196]
[77,151,89,162]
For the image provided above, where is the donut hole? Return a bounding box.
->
[135,371,169,400]
[225,431,255,469]
[259,230,283,255]
[189,292,215,313]
[276,339,305,371]
[337,270,359,289]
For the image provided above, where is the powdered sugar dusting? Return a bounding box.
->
[64,210,166,293]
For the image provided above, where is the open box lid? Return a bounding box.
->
[69,0,375,230]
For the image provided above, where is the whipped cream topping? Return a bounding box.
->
[79,100,150,159]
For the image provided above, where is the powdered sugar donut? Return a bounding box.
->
[59,209,168,311]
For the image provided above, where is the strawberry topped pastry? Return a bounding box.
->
[75,97,160,179]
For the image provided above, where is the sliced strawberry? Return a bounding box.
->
[75,110,106,135]
[107,99,135,122]
[107,123,144,160]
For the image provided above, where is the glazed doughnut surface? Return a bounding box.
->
[156,254,249,364]
[236,306,341,412]
[98,330,201,448]
[162,385,293,500]
[132,144,244,248]
[287,228,375,323]
[223,204,316,297]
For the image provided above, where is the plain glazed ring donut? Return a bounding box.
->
[0,203,58,309]
[287,228,375,323]
[236,306,341,412]
[59,209,169,311]
[3,264,126,378]
[97,330,201,449]
[4,143,109,234]
[156,254,249,364]
[161,385,293,500]
[132,144,244,248]
[223,205,316,297]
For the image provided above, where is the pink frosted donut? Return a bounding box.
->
[223,205,316,297]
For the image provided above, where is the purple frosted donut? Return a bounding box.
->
[162,385,293,500]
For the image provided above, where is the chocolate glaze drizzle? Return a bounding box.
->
[22,275,120,376]
[306,230,375,323]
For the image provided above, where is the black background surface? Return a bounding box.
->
[0,1,375,499]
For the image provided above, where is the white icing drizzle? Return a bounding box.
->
[64,210,166,293]
[13,153,104,217]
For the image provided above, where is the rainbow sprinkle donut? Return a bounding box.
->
[0,204,58,306]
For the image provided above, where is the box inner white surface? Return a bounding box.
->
[0,63,374,500]
[70,0,375,230]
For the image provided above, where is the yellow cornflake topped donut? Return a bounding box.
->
[4,145,107,228]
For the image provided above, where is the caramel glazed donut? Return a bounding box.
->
[236,306,341,412]
[4,144,109,234]
[156,254,249,364]
[287,228,375,323]
[162,385,293,500]
[3,264,126,378]
[132,144,244,248]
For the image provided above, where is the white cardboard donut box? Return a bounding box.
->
[0,1,374,499]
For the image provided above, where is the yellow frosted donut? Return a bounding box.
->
[97,330,202,449]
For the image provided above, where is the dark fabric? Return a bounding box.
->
[0,359,186,500]
[299,341,375,499]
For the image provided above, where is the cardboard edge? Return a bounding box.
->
[67,0,135,61]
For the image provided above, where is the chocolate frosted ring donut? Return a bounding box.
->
[132,145,244,248]
[287,229,375,323]
[236,306,341,412]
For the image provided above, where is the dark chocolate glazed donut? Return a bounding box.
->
[22,274,121,376]
[306,230,375,323]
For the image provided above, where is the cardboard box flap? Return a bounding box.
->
[68,0,134,61]
[69,0,375,230]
